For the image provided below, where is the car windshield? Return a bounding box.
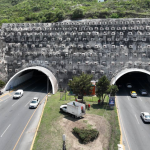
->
[15,92,20,95]
[31,101,37,103]
[145,115,150,119]
[142,89,146,92]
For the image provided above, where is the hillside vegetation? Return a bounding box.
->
[0,0,150,26]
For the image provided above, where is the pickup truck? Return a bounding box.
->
[60,101,86,118]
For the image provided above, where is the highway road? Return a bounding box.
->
[116,73,150,150]
[0,78,48,150]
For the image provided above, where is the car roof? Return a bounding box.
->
[33,97,38,100]
[31,100,38,102]
[131,91,136,93]
[16,89,23,92]
[142,112,150,115]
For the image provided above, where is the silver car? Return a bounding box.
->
[126,83,132,88]
[29,97,40,109]
[140,89,147,95]
[140,112,150,123]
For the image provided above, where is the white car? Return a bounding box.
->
[60,104,67,113]
[140,89,147,95]
[140,112,150,123]
[13,89,23,99]
[29,97,40,109]
[126,83,132,88]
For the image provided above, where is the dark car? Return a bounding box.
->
[140,89,147,95]
[0,91,3,95]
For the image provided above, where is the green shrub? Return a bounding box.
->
[56,10,65,21]
[109,13,119,18]
[44,11,56,22]
[0,80,5,88]
[72,8,84,19]
[73,127,99,144]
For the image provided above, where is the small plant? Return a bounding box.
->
[0,80,5,88]
[73,127,99,144]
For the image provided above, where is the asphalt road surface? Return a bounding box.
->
[0,78,48,150]
[116,73,150,150]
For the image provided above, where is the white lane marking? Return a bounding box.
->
[0,96,11,103]
[12,100,19,106]
[1,124,11,137]
[24,100,31,107]
[24,87,46,107]
[127,96,134,109]
[139,97,142,101]
[31,86,38,91]
[135,114,140,124]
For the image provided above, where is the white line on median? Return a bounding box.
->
[135,114,140,124]
[1,124,11,137]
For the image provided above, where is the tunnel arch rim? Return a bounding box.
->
[111,68,150,85]
[4,66,58,94]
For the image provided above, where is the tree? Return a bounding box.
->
[68,73,93,102]
[0,80,5,88]
[96,76,119,104]
[109,85,119,96]
[56,10,65,21]
[72,8,84,19]
[96,76,110,104]
[44,11,56,22]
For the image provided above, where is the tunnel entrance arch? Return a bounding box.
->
[4,66,58,94]
[111,68,150,85]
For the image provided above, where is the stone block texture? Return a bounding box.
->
[1,18,150,88]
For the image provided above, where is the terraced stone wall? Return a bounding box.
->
[1,18,150,88]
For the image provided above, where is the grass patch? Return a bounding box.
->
[33,92,120,150]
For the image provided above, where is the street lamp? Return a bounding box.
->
[62,134,66,150]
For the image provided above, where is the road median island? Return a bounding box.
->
[32,92,120,150]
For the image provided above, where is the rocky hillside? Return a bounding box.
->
[0,0,150,26]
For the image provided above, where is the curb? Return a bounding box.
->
[30,95,48,150]
[115,96,125,150]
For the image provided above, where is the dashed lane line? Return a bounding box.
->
[1,124,11,138]
[135,114,140,124]
[139,97,142,101]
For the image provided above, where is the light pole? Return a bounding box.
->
[62,134,66,150]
